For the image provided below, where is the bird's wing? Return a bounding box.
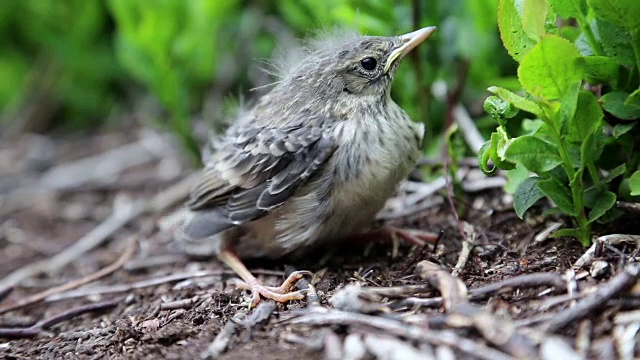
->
[188,115,336,225]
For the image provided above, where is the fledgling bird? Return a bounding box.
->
[177,27,437,305]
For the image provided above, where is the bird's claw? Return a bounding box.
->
[237,270,312,308]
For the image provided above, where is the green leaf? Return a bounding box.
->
[612,123,636,138]
[478,140,497,175]
[558,81,582,136]
[484,95,519,124]
[588,0,640,31]
[602,163,626,183]
[498,0,538,61]
[478,131,517,175]
[550,228,581,238]
[504,135,562,173]
[598,207,625,223]
[492,131,518,170]
[522,0,548,41]
[587,190,616,222]
[487,86,546,118]
[579,132,595,170]
[514,176,545,218]
[522,118,544,133]
[630,170,640,196]
[601,91,640,120]
[530,121,556,142]
[583,56,620,86]
[543,207,567,217]
[568,91,603,141]
[505,164,532,193]
[626,89,640,107]
[549,0,587,18]
[538,177,578,216]
[518,35,584,100]
[595,18,636,66]
[583,128,606,163]
[560,26,582,42]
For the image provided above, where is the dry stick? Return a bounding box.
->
[574,234,640,269]
[0,296,126,338]
[0,286,13,303]
[288,310,514,360]
[202,316,241,359]
[438,66,472,244]
[0,173,197,289]
[46,270,227,301]
[614,322,640,360]
[0,197,141,289]
[542,264,640,333]
[159,296,201,311]
[389,296,443,310]
[392,272,567,310]
[0,236,137,314]
[462,174,507,193]
[616,201,640,213]
[415,260,539,358]
[400,232,443,274]
[415,261,467,311]
[451,222,476,277]
[442,159,467,243]
[201,301,277,359]
[39,131,175,191]
[451,104,485,154]
[468,272,566,300]
[46,268,284,302]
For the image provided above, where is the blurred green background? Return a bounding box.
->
[0,0,513,163]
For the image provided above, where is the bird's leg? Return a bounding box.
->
[218,247,308,306]
[351,226,439,247]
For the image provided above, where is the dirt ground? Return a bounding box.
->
[0,130,639,359]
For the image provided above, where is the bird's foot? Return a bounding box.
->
[384,226,440,247]
[352,226,439,247]
[236,270,311,307]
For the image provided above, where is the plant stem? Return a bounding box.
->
[575,14,603,56]
[586,159,601,186]
[553,125,591,245]
[630,30,640,84]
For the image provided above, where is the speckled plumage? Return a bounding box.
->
[178,28,435,262]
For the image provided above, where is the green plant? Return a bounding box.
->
[108,0,239,163]
[480,0,640,245]
[0,0,121,130]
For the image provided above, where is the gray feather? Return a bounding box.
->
[186,113,336,233]
[181,208,233,240]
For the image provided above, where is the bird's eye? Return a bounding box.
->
[360,57,377,71]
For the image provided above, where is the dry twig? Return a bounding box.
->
[0,174,197,289]
[415,261,538,358]
[288,310,514,360]
[46,269,227,301]
[542,264,640,333]
[0,296,129,338]
[0,236,136,314]
[201,301,276,359]
[451,222,476,277]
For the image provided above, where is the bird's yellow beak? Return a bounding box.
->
[384,26,437,74]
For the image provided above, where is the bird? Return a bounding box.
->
[176,26,437,306]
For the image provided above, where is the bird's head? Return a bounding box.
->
[263,27,436,119]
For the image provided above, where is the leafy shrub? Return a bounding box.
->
[480,0,640,245]
[0,0,121,130]
[108,0,240,162]
[0,0,515,169]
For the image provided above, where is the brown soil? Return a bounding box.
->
[0,131,638,360]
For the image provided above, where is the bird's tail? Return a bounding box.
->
[160,207,234,257]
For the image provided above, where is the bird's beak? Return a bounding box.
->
[384,26,437,74]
